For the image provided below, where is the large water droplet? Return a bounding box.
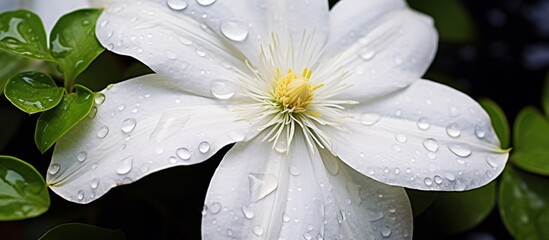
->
[422,138,439,152]
[475,125,486,139]
[360,113,381,126]
[116,156,134,175]
[209,202,222,214]
[121,118,137,133]
[77,151,87,162]
[252,225,264,236]
[210,80,237,100]
[417,117,430,130]
[447,143,472,157]
[48,163,60,175]
[446,123,462,138]
[176,147,191,160]
[91,178,100,189]
[167,0,188,10]
[241,204,255,219]
[94,93,106,104]
[248,173,278,202]
[381,225,392,238]
[97,126,109,138]
[220,20,249,42]
[198,141,210,153]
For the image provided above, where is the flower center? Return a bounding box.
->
[273,68,322,113]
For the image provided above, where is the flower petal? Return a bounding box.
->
[47,74,254,203]
[325,80,508,191]
[327,0,437,101]
[202,132,412,239]
[96,1,248,98]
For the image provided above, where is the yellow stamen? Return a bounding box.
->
[274,68,321,113]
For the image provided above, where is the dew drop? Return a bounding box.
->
[282,213,290,222]
[167,0,188,10]
[289,165,301,176]
[336,210,346,224]
[210,80,237,100]
[447,143,472,157]
[381,225,392,238]
[395,133,407,143]
[197,0,216,6]
[209,202,222,214]
[417,117,430,130]
[424,177,433,186]
[444,173,456,181]
[118,104,126,111]
[252,225,264,236]
[88,106,98,118]
[220,20,249,42]
[360,113,381,126]
[248,173,278,202]
[94,93,106,104]
[422,138,439,152]
[176,147,191,160]
[434,175,443,184]
[241,204,255,219]
[198,141,211,153]
[358,48,376,61]
[168,156,177,164]
[121,118,137,133]
[485,157,498,169]
[77,151,87,162]
[446,123,462,138]
[48,163,60,175]
[91,178,100,189]
[97,126,109,138]
[116,156,134,175]
[195,48,206,57]
[475,125,486,139]
[77,190,84,201]
[274,140,288,153]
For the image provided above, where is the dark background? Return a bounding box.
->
[1,0,548,239]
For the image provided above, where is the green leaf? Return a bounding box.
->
[405,189,437,217]
[50,9,104,87]
[499,166,549,240]
[542,71,549,116]
[408,0,476,43]
[512,107,549,176]
[0,50,30,95]
[0,10,52,60]
[0,155,50,220]
[479,98,511,148]
[430,181,497,235]
[39,223,126,240]
[4,71,64,114]
[35,85,94,153]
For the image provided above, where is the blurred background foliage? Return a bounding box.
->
[1,0,549,239]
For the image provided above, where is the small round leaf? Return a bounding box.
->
[0,10,52,60]
[4,71,64,114]
[512,107,549,176]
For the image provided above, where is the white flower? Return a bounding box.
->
[0,0,91,34]
[47,0,509,239]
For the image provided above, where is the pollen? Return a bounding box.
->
[274,68,322,113]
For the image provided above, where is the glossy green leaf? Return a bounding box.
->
[405,189,437,217]
[0,50,30,95]
[512,107,549,175]
[50,9,104,87]
[39,223,126,240]
[0,10,52,60]
[479,98,511,148]
[4,71,64,114]
[408,0,476,43]
[35,84,94,153]
[0,155,50,220]
[543,71,549,116]
[499,166,549,240]
[430,181,496,235]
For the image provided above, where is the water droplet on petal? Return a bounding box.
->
[395,133,407,143]
[198,141,210,153]
[195,48,206,57]
[77,190,84,201]
[274,140,288,153]
[241,204,255,219]
[424,177,433,186]
[381,225,392,238]
[167,0,188,10]
[176,147,191,160]
[446,123,462,138]
[209,202,222,214]
[91,178,100,189]
[434,175,443,184]
[210,80,237,99]
[282,213,290,222]
[97,126,109,138]
[121,118,137,133]
[448,143,472,157]
[116,156,134,175]
[358,48,376,60]
[197,0,216,6]
[252,225,263,236]
[77,151,87,162]
[88,106,98,118]
[475,125,486,138]
[417,117,430,130]
[337,210,346,223]
[485,157,498,169]
[248,173,278,202]
[360,113,381,126]
[48,164,60,175]
[220,20,249,42]
[94,93,106,104]
[168,156,177,164]
[289,165,301,176]
[422,138,439,152]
